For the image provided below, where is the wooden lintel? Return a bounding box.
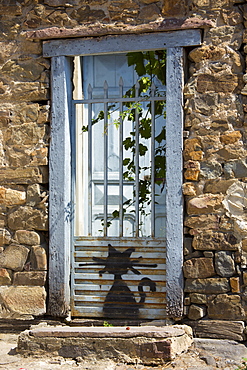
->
[25,17,214,40]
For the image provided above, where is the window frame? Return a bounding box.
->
[44,30,201,318]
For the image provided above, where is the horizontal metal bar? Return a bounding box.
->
[73,96,166,104]
[74,236,166,245]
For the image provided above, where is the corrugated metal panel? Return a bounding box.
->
[71,237,166,319]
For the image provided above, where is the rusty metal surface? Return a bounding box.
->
[71,237,166,319]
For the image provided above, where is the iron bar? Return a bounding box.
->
[73,96,165,105]
[135,81,140,237]
[119,77,124,237]
[103,80,108,237]
[151,82,156,237]
[87,83,93,236]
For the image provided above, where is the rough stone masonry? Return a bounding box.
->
[1,0,247,340]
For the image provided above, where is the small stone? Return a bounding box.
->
[230,277,240,293]
[0,244,29,272]
[188,304,206,320]
[138,4,160,21]
[0,229,11,247]
[204,179,236,194]
[0,186,26,206]
[190,293,207,304]
[184,169,200,181]
[182,182,197,196]
[15,230,40,246]
[203,251,214,257]
[215,251,235,277]
[242,239,247,252]
[13,271,46,286]
[0,167,48,185]
[184,296,191,305]
[184,138,203,161]
[183,258,215,279]
[184,214,220,230]
[187,194,224,215]
[243,272,247,285]
[197,73,238,93]
[220,131,242,144]
[184,237,193,256]
[199,161,223,179]
[0,268,11,285]
[30,246,47,270]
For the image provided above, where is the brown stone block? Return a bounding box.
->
[230,277,240,293]
[0,110,10,127]
[190,293,207,304]
[204,179,236,194]
[208,294,246,320]
[184,139,203,161]
[188,304,206,320]
[15,230,40,246]
[184,169,200,181]
[3,123,48,146]
[183,258,215,279]
[13,271,46,286]
[30,148,48,166]
[185,214,220,230]
[8,206,48,231]
[187,194,224,215]
[161,0,187,16]
[0,228,11,247]
[220,131,242,144]
[0,166,48,184]
[182,182,197,196]
[0,244,29,272]
[243,271,247,285]
[197,74,238,93]
[0,286,46,316]
[192,231,239,251]
[188,320,245,341]
[30,246,47,270]
[1,59,45,83]
[189,45,225,62]
[184,278,230,294]
[138,4,160,21]
[0,268,11,285]
[0,5,22,15]
[243,239,247,252]
[0,186,26,206]
[0,82,48,103]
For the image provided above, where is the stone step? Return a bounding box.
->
[17,325,193,365]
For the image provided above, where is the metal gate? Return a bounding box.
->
[71,54,167,319]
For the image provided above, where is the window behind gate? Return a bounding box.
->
[43,30,201,319]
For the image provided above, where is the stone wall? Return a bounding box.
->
[1,0,247,334]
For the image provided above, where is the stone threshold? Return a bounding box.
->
[17,325,193,365]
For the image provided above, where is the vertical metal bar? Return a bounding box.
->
[119,77,124,237]
[151,82,156,237]
[104,80,108,237]
[88,84,93,236]
[135,81,140,237]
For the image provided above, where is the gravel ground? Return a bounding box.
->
[0,332,246,370]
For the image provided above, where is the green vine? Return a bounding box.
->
[84,50,166,235]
